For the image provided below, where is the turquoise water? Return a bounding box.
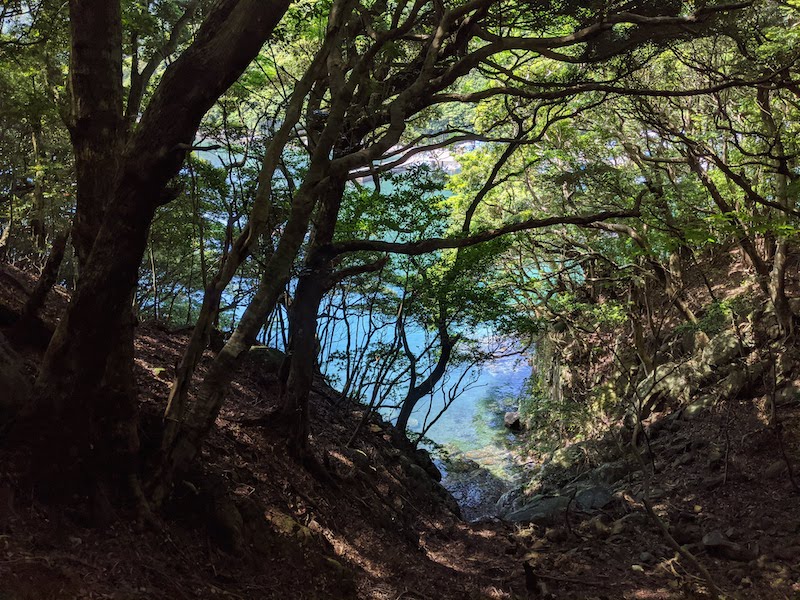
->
[406,353,530,469]
[319,306,531,494]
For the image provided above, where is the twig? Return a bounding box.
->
[394,589,433,600]
[563,486,578,538]
[768,349,800,494]
[633,440,725,599]
[534,570,608,585]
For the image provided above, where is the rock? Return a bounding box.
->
[702,530,757,562]
[765,460,787,479]
[574,486,614,511]
[445,455,480,474]
[717,368,751,401]
[671,523,701,545]
[682,397,714,420]
[545,527,568,542]
[707,445,723,470]
[406,462,433,485]
[505,495,571,526]
[671,452,694,468]
[611,519,626,536]
[701,330,745,368]
[414,448,442,481]
[704,474,726,490]
[504,411,522,431]
[209,496,245,554]
[776,382,800,406]
[590,516,611,537]
[0,332,30,418]
[264,507,314,544]
[495,487,525,516]
[637,361,696,418]
[246,346,286,372]
[680,330,701,354]
[425,482,461,518]
[639,551,656,564]
[591,461,636,485]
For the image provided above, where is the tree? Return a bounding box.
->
[154,0,755,493]
[24,0,292,510]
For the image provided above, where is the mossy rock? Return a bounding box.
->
[247,346,286,372]
[264,507,314,544]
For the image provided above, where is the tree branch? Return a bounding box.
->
[329,206,641,256]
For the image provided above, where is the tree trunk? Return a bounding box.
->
[28,0,292,502]
[395,315,455,435]
[279,263,329,457]
[276,178,346,456]
[757,87,795,336]
[160,16,337,462]
[151,178,323,502]
[30,122,48,251]
[0,215,11,261]
[17,229,69,329]
[66,0,124,270]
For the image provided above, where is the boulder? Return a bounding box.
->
[495,487,525,517]
[701,330,745,368]
[414,448,442,481]
[681,396,715,421]
[636,361,698,418]
[504,411,522,431]
[702,530,758,562]
[246,346,286,372]
[590,460,637,486]
[574,486,614,511]
[776,382,800,407]
[505,495,571,525]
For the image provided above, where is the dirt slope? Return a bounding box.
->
[1,261,800,599]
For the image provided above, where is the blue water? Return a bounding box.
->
[315,298,531,479]
[406,353,529,452]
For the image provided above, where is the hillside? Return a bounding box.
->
[1,252,800,599]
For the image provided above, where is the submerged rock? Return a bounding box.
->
[446,455,481,473]
[504,411,523,431]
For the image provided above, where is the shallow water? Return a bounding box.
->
[409,353,532,519]
[318,306,532,517]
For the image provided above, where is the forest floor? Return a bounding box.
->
[1,261,800,599]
